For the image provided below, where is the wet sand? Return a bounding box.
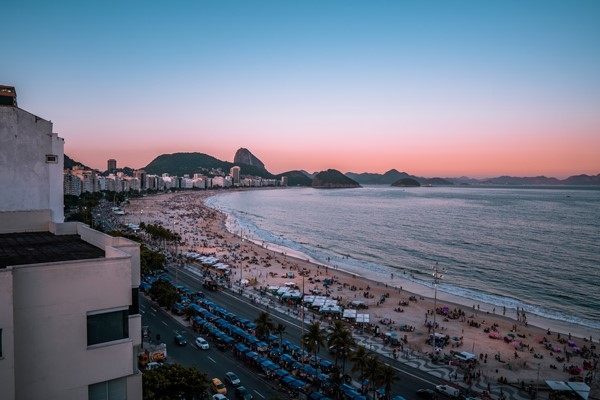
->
[122,190,599,386]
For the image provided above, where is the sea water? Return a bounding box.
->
[205,186,600,331]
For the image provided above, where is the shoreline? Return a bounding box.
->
[210,191,598,337]
[121,190,599,387]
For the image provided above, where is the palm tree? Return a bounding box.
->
[327,321,356,373]
[302,322,327,384]
[274,323,287,347]
[328,365,344,400]
[379,364,400,400]
[350,345,369,380]
[361,355,383,400]
[302,321,327,358]
[254,311,274,339]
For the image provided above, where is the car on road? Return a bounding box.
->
[212,395,229,400]
[211,378,227,395]
[174,334,187,346]
[234,386,253,400]
[195,337,209,350]
[225,372,241,387]
[417,389,438,400]
[435,385,461,398]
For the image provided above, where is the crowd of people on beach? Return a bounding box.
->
[120,191,600,389]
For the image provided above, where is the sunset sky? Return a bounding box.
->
[3,1,599,178]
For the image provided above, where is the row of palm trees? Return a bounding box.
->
[253,312,399,400]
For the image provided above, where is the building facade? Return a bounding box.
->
[0,90,142,400]
[230,166,240,186]
[107,159,117,173]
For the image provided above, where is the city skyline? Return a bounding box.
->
[3,1,600,179]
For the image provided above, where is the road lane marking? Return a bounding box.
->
[207,356,217,363]
[253,390,265,398]
[151,307,157,312]
[161,321,168,326]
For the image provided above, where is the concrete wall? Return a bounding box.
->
[0,269,16,400]
[0,220,142,399]
[0,210,51,234]
[0,106,64,223]
[12,256,134,400]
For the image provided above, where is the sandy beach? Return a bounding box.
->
[121,190,599,390]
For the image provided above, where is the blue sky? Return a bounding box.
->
[3,0,599,177]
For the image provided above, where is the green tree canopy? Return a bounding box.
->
[150,279,179,309]
[143,363,210,400]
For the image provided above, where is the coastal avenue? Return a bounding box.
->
[140,295,280,399]
[143,261,449,399]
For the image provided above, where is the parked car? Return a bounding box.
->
[212,395,229,400]
[211,378,227,395]
[417,389,438,400]
[435,385,461,398]
[146,362,161,371]
[225,372,241,387]
[234,386,253,400]
[195,337,209,350]
[174,334,187,346]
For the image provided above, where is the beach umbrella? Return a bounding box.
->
[510,341,520,348]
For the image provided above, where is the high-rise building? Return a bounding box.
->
[0,88,142,400]
[230,166,241,186]
[134,169,147,190]
[107,159,117,173]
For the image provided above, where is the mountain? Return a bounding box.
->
[144,152,274,178]
[300,170,316,179]
[234,148,266,170]
[562,174,600,185]
[145,153,228,176]
[422,177,454,186]
[312,169,361,189]
[346,169,410,185]
[346,169,454,186]
[276,170,313,186]
[64,154,92,170]
[480,176,563,185]
[391,178,421,187]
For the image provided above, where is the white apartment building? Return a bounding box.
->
[180,177,194,189]
[0,89,142,400]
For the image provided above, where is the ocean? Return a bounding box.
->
[205,186,600,331]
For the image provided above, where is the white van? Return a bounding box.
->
[436,385,461,398]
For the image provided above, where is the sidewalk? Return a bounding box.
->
[180,263,534,400]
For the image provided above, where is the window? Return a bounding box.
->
[129,287,139,315]
[0,328,3,358]
[87,309,129,346]
[89,377,126,400]
[45,154,58,163]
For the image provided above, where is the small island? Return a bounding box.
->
[391,178,421,187]
[312,169,361,189]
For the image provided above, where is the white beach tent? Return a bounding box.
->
[343,309,357,320]
[356,314,370,324]
[319,304,342,314]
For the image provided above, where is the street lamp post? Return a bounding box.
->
[301,274,305,365]
[536,363,541,398]
[431,262,446,357]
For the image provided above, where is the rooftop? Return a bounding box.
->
[0,232,105,269]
